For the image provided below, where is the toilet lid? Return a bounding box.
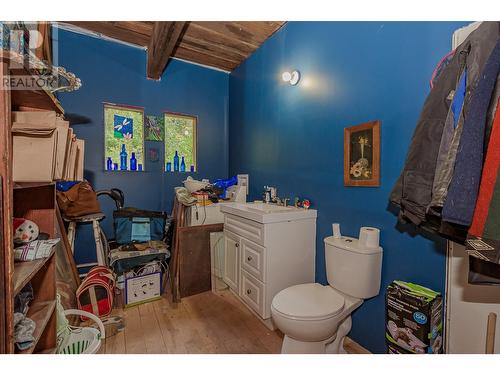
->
[272,283,345,320]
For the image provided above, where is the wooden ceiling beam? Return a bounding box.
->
[147,21,186,80]
[62,21,286,73]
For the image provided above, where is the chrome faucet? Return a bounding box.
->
[263,186,272,203]
[264,186,290,206]
[274,197,290,207]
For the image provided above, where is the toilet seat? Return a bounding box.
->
[272,283,345,321]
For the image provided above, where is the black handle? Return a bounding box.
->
[246,289,251,295]
[247,256,252,261]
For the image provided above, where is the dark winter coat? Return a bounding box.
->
[390,22,500,231]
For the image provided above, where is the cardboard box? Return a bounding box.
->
[13,111,69,180]
[385,281,443,354]
[62,128,73,178]
[12,122,57,182]
[75,139,85,181]
[54,118,70,180]
[124,272,162,307]
[66,135,78,180]
[13,110,57,125]
[386,340,413,354]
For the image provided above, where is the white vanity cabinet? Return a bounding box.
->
[220,203,317,326]
[223,230,240,292]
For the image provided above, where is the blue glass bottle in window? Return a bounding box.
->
[130,152,137,171]
[120,144,128,170]
[173,150,179,172]
[180,155,186,172]
[106,157,113,171]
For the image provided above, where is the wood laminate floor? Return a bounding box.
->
[98,289,369,354]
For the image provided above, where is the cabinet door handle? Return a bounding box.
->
[246,289,252,295]
[235,243,239,248]
[247,256,252,262]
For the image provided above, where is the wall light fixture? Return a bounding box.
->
[282,70,300,86]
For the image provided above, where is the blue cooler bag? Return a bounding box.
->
[113,207,167,244]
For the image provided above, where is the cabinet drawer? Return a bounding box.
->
[240,270,265,317]
[224,214,265,246]
[241,239,266,282]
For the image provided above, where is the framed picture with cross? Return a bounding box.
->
[344,120,380,187]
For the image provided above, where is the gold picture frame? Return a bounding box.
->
[344,120,380,187]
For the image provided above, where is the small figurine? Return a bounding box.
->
[13,218,39,245]
[302,199,311,210]
[294,197,311,209]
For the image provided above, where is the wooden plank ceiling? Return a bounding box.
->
[63,21,285,78]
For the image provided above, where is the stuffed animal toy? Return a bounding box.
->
[13,218,39,245]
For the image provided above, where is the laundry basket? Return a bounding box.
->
[56,295,106,354]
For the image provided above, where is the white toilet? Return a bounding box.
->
[271,226,383,354]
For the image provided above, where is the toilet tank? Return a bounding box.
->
[324,236,383,299]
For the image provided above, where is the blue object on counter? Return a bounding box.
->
[106,157,113,171]
[213,176,238,197]
[130,152,137,171]
[173,151,179,172]
[113,163,118,171]
[180,156,186,172]
[138,164,143,172]
[120,144,128,171]
[190,165,195,172]
[166,162,172,172]
[56,181,80,191]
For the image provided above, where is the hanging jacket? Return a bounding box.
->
[468,98,500,241]
[390,22,500,230]
[465,98,500,284]
[429,69,467,211]
[442,38,500,226]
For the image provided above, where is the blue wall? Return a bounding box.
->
[228,21,468,353]
[55,28,229,266]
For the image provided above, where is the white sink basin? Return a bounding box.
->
[220,202,317,224]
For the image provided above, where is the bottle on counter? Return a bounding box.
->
[180,155,186,172]
[190,164,195,172]
[173,150,179,172]
[106,157,113,171]
[130,152,137,171]
[120,144,128,171]
[166,162,172,172]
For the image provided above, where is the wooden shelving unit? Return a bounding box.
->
[11,87,63,114]
[17,300,56,354]
[12,183,57,354]
[1,36,67,355]
[13,248,55,295]
[1,52,64,115]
